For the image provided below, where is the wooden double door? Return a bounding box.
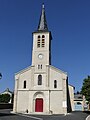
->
[35,98,43,112]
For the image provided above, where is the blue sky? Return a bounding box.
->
[0,0,90,92]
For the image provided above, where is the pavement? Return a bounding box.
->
[0,109,90,120]
[86,115,90,120]
[85,111,90,120]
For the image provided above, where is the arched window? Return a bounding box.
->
[42,35,45,47]
[41,65,42,69]
[54,80,57,88]
[38,65,40,69]
[38,75,42,85]
[38,35,40,38]
[38,65,42,69]
[42,35,45,38]
[23,80,26,88]
[37,35,41,48]
[37,35,45,48]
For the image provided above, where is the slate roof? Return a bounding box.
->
[37,3,48,32]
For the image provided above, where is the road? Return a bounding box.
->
[0,109,89,120]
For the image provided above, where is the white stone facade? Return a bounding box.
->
[13,65,68,114]
[13,4,73,114]
[68,85,75,111]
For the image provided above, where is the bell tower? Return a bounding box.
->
[32,4,52,70]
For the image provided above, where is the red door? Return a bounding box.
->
[35,98,43,112]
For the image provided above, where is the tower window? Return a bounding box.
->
[38,75,42,85]
[42,35,45,38]
[37,44,40,48]
[42,43,45,47]
[41,65,42,69]
[42,35,45,47]
[37,35,45,48]
[37,35,41,48]
[23,80,26,88]
[38,65,40,69]
[38,65,42,69]
[38,35,40,38]
[54,80,57,88]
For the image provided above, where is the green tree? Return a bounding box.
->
[0,94,10,103]
[0,73,2,79]
[81,76,90,102]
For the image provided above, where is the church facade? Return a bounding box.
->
[13,4,73,114]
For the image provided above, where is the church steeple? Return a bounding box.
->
[32,4,52,66]
[37,3,48,31]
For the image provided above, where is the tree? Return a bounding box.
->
[0,94,10,103]
[81,76,90,102]
[0,73,2,79]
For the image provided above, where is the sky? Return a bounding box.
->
[0,0,90,92]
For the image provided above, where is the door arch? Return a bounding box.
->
[33,92,44,112]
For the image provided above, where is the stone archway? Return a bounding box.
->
[33,92,44,112]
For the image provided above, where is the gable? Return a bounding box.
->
[48,65,67,78]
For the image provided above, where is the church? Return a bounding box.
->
[13,4,74,114]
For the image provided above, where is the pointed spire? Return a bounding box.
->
[37,3,48,31]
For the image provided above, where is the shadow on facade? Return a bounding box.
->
[0,113,15,117]
[0,103,13,109]
[67,77,72,112]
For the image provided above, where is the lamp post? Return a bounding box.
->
[0,73,2,79]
